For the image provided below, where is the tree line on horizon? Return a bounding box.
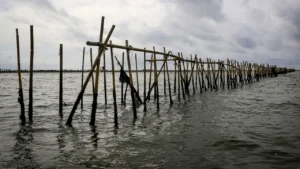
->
[0,68,178,73]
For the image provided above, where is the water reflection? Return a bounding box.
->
[9,124,39,168]
[90,126,98,150]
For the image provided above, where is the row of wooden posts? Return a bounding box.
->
[15,17,293,125]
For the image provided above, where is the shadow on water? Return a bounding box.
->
[7,123,40,168]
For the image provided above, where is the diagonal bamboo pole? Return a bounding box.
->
[66,24,115,126]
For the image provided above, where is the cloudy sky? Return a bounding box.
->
[0,0,299,70]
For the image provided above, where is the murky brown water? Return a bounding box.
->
[0,71,300,168]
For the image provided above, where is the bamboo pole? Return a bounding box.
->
[145,54,170,101]
[163,55,166,96]
[126,40,137,119]
[121,52,124,104]
[200,58,207,91]
[90,17,105,126]
[227,59,230,89]
[164,47,173,105]
[181,53,188,95]
[215,60,218,89]
[110,41,118,126]
[28,25,34,122]
[90,48,95,92]
[234,60,237,88]
[135,53,139,95]
[124,84,128,104]
[81,47,85,110]
[143,48,147,112]
[220,61,223,88]
[148,54,153,92]
[153,47,159,109]
[178,58,181,101]
[195,57,198,91]
[215,60,219,90]
[174,60,177,93]
[178,53,185,99]
[206,58,210,90]
[66,24,115,126]
[103,51,107,105]
[196,57,202,93]
[15,28,25,123]
[59,44,63,117]
[191,55,195,94]
[212,60,215,89]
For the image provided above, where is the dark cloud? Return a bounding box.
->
[236,37,256,49]
[1,0,299,70]
[277,2,300,42]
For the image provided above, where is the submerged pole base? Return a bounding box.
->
[90,93,98,126]
[18,88,26,123]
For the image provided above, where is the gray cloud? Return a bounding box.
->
[7,0,90,42]
[236,37,256,49]
[277,1,300,43]
[1,0,300,70]
[161,0,225,22]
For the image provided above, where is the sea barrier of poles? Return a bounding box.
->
[14,17,295,126]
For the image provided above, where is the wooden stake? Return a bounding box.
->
[59,44,63,117]
[174,59,177,93]
[121,52,124,104]
[191,55,195,94]
[81,47,85,110]
[110,41,118,126]
[195,57,201,93]
[195,57,198,91]
[66,23,115,126]
[153,47,159,109]
[200,58,207,91]
[178,53,185,99]
[227,59,230,89]
[143,49,147,112]
[164,47,173,105]
[135,53,139,95]
[163,55,166,96]
[124,84,128,104]
[103,50,107,105]
[90,17,105,126]
[126,40,137,119]
[149,54,153,92]
[90,48,95,92]
[16,28,25,123]
[178,58,181,101]
[181,53,188,95]
[28,25,34,122]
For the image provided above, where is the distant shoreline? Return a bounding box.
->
[0,69,177,73]
[0,69,298,73]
